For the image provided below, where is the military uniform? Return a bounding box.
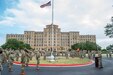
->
[65,51,69,59]
[79,50,83,58]
[5,49,10,61]
[20,50,26,74]
[106,51,108,58]
[35,51,40,70]
[8,51,15,72]
[0,49,3,71]
[43,51,46,60]
[15,50,20,61]
[1,49,7,64]
[82,50,86,58]
[98,51,103,68]
[88,51,92,59]
[108,51,112,58]
[92,51,96,59]
[25,50,31,67]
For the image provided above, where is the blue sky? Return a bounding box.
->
[0,0,113,49]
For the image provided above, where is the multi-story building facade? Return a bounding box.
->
[6,24,96,51]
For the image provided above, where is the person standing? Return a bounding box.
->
[65,51,69,59]
[106,50,109,58]
[8,51,15,72]
[25,49,31,67]
[20,50,26,75]
[109,51,112,58]
[35,50,40,70]
[92,50,96,59]
[2,49,7,64]
[98,51,103,69]
[15,50,20,61]
[82,50,86,58]
[0,48,3,72]
[88,51,92,59]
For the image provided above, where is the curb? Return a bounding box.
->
[13,60,94,67]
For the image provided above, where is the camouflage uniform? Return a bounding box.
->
[65,51,69,59]
[92,51,96,59]
[20,50,26,74]
[25,50,31,67]
[106,51,109,58]
[79,50,83,58]
[70,50,76,58]
[15,50,20,61]
[8,51,15,72]
[5,49,10,61]
[29,50,34,60]
[0,49,3,71]
[82,50,87,58]
[43,51,46,60]
[35,51,40,70]
[108,51,112,58]
[98,51,103,68]
[88,51,92,59]
[1,49,7,64]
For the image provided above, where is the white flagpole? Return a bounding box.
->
[52,0,54,24]
[51,0,54,53]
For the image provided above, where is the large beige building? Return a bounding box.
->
[6,24,96,51]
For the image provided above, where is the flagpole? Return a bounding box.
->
[51,0,54,53]
[52,0,54,24]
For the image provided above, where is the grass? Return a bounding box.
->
[16,56,91,64]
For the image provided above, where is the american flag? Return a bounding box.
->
[40,1,51,8]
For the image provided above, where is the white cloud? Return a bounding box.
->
[0,17,14,26]
[97,38,113,49]
[0,0,113,48]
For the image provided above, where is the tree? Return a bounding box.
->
[106,44,113,50]
[24,43,32,49]
[71,43,83,50]
[1,39,32,50]
[105,17,113,38]
[71,41,101,51]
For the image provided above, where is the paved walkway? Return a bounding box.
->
[1,58,113,75]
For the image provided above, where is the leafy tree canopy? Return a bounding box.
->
[71,41,101,51]
[106,44,113,50]
[1,39,32,50]
[105,17,113,38]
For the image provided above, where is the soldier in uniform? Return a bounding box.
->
[92,50,96,59]
[82,50,86,58]
[29,49,34,60]
[65,51,69,59]
[106,50,109,58]
[70,50,75,58]
[35,50,40,70]
[5,48,10,62]
[88,51,92,59]
[8,51,15,72]
[25,49,31,67]
[98,51,103,68]
[20,50,26,74]
[43,50,46,60]
[79,50,83,58]
[15,49,20,61]
[0,48,3,71]
[1,49,7,64]
[76,48,80,57]
[108,51,112,58]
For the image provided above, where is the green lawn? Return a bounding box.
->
[16,56,91,64]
